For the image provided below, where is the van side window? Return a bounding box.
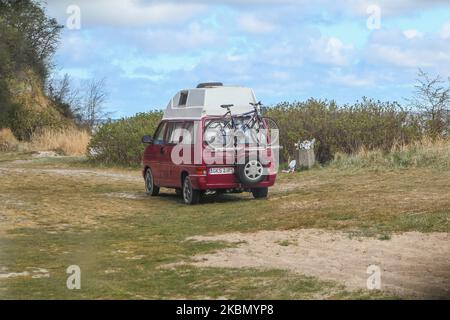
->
[166,122,194,144]
[178,91,188,106]
[166,122,184,144]
[182,122,194,145]
[153,122,167,145]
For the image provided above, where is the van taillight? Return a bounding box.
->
[195,168,207,176]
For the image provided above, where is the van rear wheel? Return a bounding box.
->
[182,176,200,205]
[145,168,160,196]
[251,187,268,199]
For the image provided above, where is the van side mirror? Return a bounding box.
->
[142,135,153,144]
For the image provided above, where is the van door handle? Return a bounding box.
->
[160,147,165,155]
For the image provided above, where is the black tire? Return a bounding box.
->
[238,158,265,185]
[145,168,159,196]
[182,176,200,205]
[251,187,268,199]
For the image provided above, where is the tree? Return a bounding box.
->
[0,0,63,78]
[47,73,81,120]
[0,0,63,127]
[410,69,450,138]
[47,75,112,130]
[82,78,111,131]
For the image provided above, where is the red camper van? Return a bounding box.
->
[142,83,278,204]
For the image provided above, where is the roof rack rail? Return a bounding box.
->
[196,82,223,88]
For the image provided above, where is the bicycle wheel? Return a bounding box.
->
[246,120,267,146]
[204,119,234,148]
[263,117,279,145]
[245,117,279,146]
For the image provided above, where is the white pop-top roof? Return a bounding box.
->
[163,85,257,120]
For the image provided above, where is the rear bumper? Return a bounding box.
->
[190,173,277,190]
[142,165,277,190]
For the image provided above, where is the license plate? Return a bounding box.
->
[209,167,234,175]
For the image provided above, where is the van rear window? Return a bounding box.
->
[179,91,188,106]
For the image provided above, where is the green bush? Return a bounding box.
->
[7,103,64,141]
[266,98,422,163]
[87,99,425,167]
[88,111,163,166]
[331,138,450,169]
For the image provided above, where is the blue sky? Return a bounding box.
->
[46,0,450,117]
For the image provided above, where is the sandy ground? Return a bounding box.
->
[0,167,141,182]
[186,229,450,299]
[0,266,50,279]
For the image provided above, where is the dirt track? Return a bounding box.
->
[186,229,450,299]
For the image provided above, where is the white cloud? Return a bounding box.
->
[138,22,218,52]
[180,0,450,17]
[272,71,290,81]
[309,37,354,66]
[226,54,247,62]
[403,29,424,39]
[441,22,450,39]
[259,44,304,67]
[333,0,436,16]
[328,70,373,86]
[238,14,275,33]
[366,30,450,70]
[46,0,450,31]
[47,0,206,26]
[370,45,422,68]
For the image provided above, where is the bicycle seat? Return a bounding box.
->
[220,104,234,109]
[250,101,262,107]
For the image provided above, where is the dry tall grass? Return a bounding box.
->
[31,127,91,156]
[332,137,450,169]
[0,128,20,151]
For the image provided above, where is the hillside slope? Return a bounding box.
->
[0,0,66,140]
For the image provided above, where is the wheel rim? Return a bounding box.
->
[183,178,192,202]
[244,160,263,180]
[145,170,153,192]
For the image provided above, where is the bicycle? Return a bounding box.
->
[204,102,279,149]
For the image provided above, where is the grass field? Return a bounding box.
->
[0,152,449,299]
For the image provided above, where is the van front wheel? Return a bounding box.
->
[251,187,268,199]
[183,176,200,205]
[145,168,160,196]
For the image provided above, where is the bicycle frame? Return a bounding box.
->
[203,102,273,150]
[220,104,264,132]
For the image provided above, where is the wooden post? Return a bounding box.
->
[296,148,315,169]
